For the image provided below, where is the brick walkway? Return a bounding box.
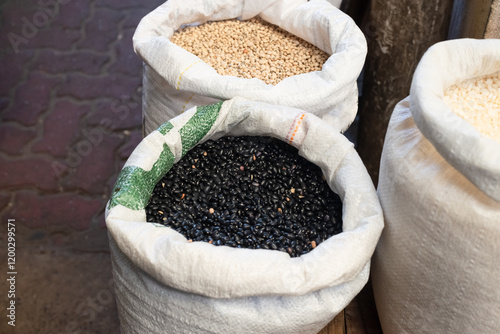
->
[0,0,164,249]
[0,1,167,332]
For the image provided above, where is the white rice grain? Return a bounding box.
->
[443,70,500,143]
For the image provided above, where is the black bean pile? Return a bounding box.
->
[146,136,343,257]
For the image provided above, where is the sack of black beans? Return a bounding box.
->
[106,97,383,334]
[133,0,367,135]
[372,39,500,334]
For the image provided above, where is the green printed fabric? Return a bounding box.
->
[108,143,175,210]
[158,121,174,135]
[180,101,222,156]
[108,101,223,211]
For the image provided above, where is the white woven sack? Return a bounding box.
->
[106,97,383,334]
[372,39,500,334]
[133,0,367,135]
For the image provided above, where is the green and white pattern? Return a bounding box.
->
[108,101,223,211]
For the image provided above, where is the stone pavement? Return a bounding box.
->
[0,1,164,333]
[0,0,164,248]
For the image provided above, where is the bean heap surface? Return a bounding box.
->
[170,18,330,85]
[146,136,343,258]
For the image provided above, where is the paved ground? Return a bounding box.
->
[0,1,164,332]
[0,237,119,334]
[0,0,165,250]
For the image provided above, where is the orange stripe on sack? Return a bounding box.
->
[181,93,195,113]
[176,61,202,90]
[286,113,304,142]
[289,113,306,144]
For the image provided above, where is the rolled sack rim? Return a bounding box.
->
[410,38,500,202]
[105,97,383,299]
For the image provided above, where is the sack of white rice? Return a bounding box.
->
[372,38,500,334]
[133,0,367,135]
[106,97,384,334]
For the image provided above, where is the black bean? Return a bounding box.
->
[146,136,343,257]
